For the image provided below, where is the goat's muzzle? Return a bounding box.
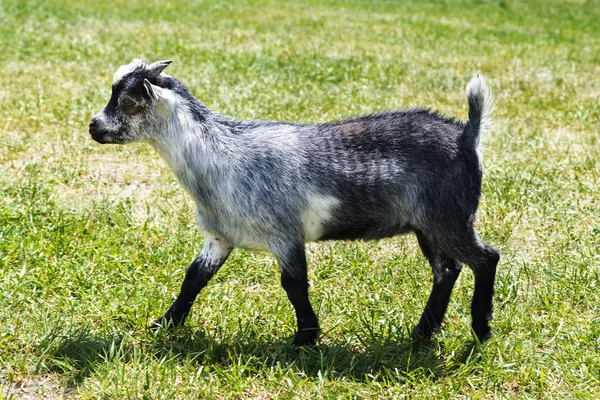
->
[89,118,112,144]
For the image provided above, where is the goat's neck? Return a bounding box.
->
[150,108,236,210]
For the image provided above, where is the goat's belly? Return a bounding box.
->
[301,192,415,243]
[236,240,270,251]
[319,219,413,241]
[196,210,269,251]
[209,227,271,251]
[211,224,271,251]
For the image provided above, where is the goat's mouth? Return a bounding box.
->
[89,117,125,144]
[89,127,124,145]
[90,131,115,144]
[90,132,108,144]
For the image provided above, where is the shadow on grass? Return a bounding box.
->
[38,325,128,385]
[41,323,486,385]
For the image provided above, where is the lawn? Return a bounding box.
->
[0,0,599,398]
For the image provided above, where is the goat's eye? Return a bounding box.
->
[121,98,143,115]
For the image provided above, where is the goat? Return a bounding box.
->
[89,59,500,347]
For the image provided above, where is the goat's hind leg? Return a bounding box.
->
[413,232,462,341]
[467,241,499,342]
[273,242,319,348]
[443,230,500,342]
[152,232,232,330]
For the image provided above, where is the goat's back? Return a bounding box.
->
[297,110,481,241]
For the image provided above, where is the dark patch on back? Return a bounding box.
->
[331,121,365,135]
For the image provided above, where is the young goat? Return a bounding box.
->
[89,59,500,346]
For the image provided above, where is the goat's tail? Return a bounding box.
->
[462,74,493,148]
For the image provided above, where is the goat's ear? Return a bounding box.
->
[143,79,159,101]
[143,79,174,114]
[146,60,172,78]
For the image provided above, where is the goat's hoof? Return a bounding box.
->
[292,327,319,349]
[149,318,168,332]
[411,323,437,343]
[149,316,181,332]
[473,324,492,343]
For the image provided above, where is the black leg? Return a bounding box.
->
[470,244,499,342]
[274,243,319,347]
[152,232,232,329]
[414,259,462,340]
[414,233,462,340]
[437,229,500,343]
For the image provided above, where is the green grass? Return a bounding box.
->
[1,0,599,398]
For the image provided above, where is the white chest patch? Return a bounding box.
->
[302,193,340,242]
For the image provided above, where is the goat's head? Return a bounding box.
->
[89,59,174,144]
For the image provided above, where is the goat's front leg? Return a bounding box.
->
[153,232,232,329]
[273,242,319,348]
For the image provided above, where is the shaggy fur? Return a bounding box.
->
[89,59,500,346]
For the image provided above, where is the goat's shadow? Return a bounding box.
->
[44,324,486,386]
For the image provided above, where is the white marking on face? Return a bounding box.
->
[302,193,340,242]
[112,59,144,85]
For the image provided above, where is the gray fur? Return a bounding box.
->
[89,60,500,345]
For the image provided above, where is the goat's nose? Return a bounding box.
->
[89,118,102,135]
